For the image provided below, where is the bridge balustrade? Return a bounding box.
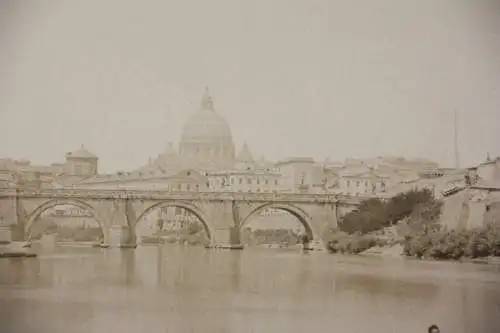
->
[0,187,375,205]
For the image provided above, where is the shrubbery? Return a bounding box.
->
[243,228,302,245]
[403,226,500,260]
[326,230,388,254]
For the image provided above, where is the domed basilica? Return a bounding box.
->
[178,87,236,170]
[143,87,263,173]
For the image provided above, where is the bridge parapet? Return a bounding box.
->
[0,188,372,205]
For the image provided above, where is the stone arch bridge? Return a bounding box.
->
[0,189,368,250]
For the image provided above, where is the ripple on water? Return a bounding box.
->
[0,246,499,333]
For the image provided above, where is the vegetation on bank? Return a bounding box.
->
[338,188,442,235]
[241,228,302,246]
[403,226,500,260]
[326,188,500,261]
[326,231,383,254]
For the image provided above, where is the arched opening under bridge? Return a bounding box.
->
[134,201,212,247]
[25,199,104,244]
[239,203,315,249]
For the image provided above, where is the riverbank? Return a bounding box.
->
[327,187,500,264]
[356,243,500,264]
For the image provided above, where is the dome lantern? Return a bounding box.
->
[201,86,214,111]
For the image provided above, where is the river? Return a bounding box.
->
[0,245,499,333]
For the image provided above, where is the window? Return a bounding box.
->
[274,180,278,185]
[356,181,360,187]
[256,179,260,185]
[299,173,305,185]
[177,184,182,190]
[195,184,200,191]
[346,180,351,187]
[239,178,243,184]
[364,180,368,187]
[230,178,234,184]
[247,178,251,185]
[186,184,191,191]
[265,179,269,185]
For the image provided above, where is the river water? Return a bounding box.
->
[0,245,499,333]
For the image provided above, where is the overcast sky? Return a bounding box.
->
[1,0,499,173]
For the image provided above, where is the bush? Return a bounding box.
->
[403,226,500,260]
[326,231,377,254]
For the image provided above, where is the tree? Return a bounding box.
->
[339,188,442,235]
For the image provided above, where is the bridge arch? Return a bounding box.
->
[134,201,212,242]
[25,199,105,242]
[239,202,315,242]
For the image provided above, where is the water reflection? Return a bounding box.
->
[0,246,500,333]
[229,250,241,292]
[121,250,138,286]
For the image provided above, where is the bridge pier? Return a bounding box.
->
[0,225,12,244]
[208,226,244,250]
[204,200,244,250]
[101,225,137,249]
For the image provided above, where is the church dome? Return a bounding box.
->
[65,145,98,159]
[181,88,233,142]
[178,87,235,170]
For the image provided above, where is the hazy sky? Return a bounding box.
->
[1,0,499,173]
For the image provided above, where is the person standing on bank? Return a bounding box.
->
[428,324,440,333]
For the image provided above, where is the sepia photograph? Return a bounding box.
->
[0,0,499,332]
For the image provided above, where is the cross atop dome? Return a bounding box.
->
[201,85,214,111]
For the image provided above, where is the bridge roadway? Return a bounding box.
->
[0,188,373,250]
